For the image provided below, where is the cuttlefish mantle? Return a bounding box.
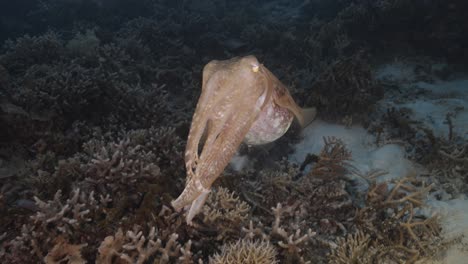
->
[171,55,316,224]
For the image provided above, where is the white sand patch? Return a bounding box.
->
[289,120,416,181]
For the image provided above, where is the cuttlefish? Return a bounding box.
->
[171,55,316,224]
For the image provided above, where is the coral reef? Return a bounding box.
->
[307,136,353,178]
[1,0,465,263]
[354,178,440,262]
[328,230,374,264]
[429,140,468,194]
[1,188,108,263]
[305,52,383,123]
[96,226,193,264]
[201,187,251,241]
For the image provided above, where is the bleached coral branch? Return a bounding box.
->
[32,188,104,234]
[97,226,185,264]
[271,203,316,256]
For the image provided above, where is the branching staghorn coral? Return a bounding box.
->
[201,187,251,240]
[354,178,440,262]
[0,31,64,75]
[82,137,161,194]
[293,138,355,233]
[44,236,87,264]
[230,140,355,263]
[68,126,185,197]
[2,188,110,263]
[309,136,353,179]
[305,52,383,122]
[1,28,172,131]
[271,203,316,262]
[209,238,278,264]
[96,226,194,264]
[240,203,316,264]
[32,188,111,235]
[1,125,187,263]
[237,159,300,211]
[1,1,465,264]
[429,140,468,194]
[327,230,374,264]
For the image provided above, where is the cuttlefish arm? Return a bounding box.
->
[171,56,272,224]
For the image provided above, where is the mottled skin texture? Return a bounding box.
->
[244,95,294,145]
[171,55,311,224]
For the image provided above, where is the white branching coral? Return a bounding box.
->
[121,228,180,264]
[86,138,160,179]
[241,203,316,263]
[209,239,278,264]
[80,126,184,194]
[32,188,111,235]
[3,188,110,263]
[96,226,194,264]
[270,203,316,259]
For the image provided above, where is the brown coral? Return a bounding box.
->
[209,239,278,264]
[327,230,374,264]
[354,178,440,262]
[202,187,251,223]
[309,136,353,179]
[44,236,87,264]
[305,52,383,122]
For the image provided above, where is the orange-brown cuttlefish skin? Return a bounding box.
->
[171,55,316,224]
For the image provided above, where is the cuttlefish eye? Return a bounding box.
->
[251,64,260,73]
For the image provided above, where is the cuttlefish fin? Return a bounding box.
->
[274,90,317,128]
[262,66,316,128]
[301,107,317,127]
